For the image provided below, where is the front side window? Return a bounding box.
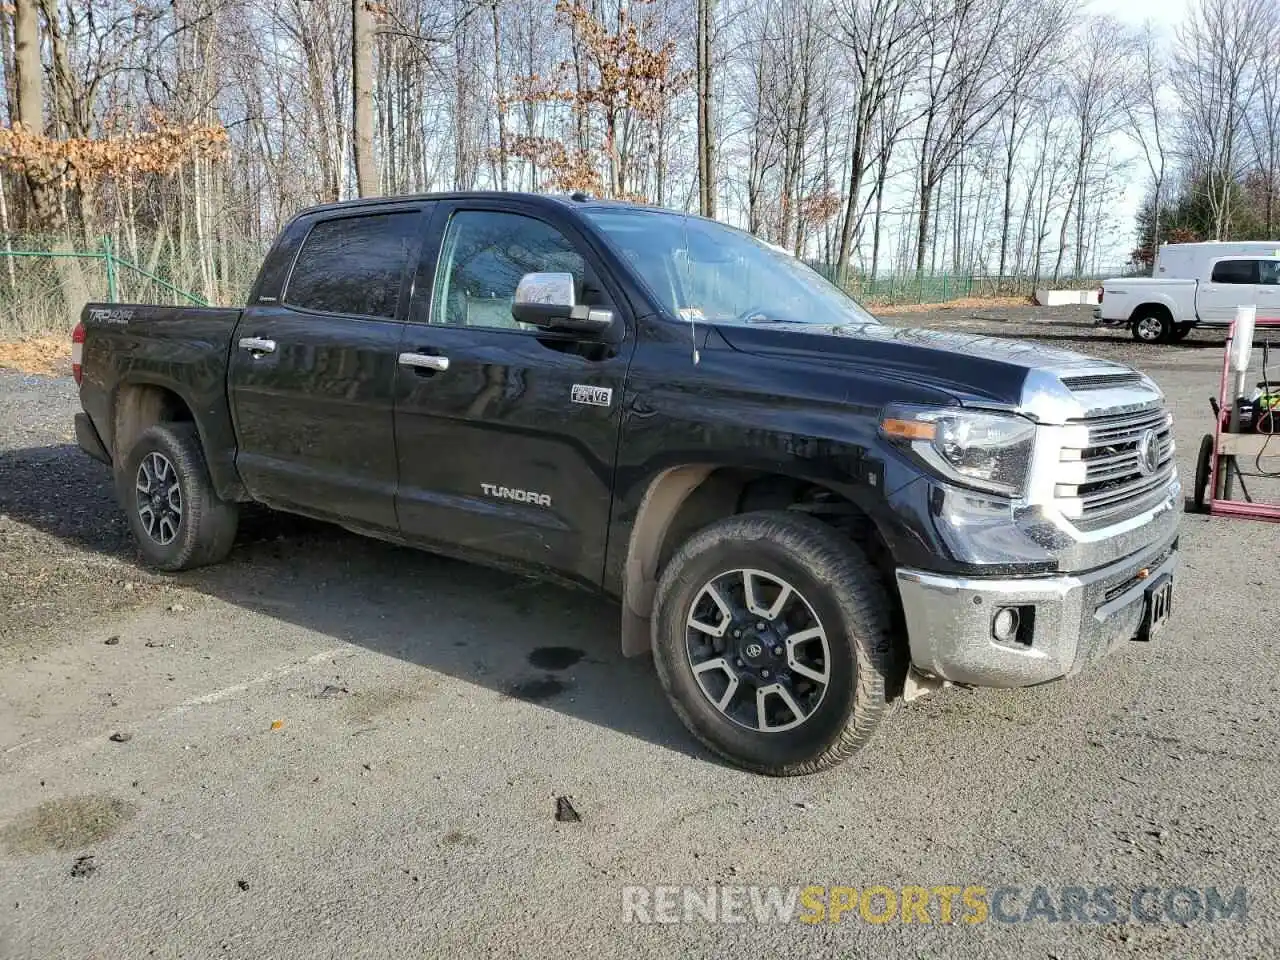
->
[1259,260,1280,285]
[1210,259,1259,285]
[284,212,420,319]
[431,211,587,329]
[584,208,878,327]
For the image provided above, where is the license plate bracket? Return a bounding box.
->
[1138,574,1173,641]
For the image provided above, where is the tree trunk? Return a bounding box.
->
[997,112,1018,278]
[491,2,508,190]
[870,160,889,280]
[13,0,57,229]
[836,119,868,280]
[696,0,716,217]
[352,0,379,197]
[916,182,931,279]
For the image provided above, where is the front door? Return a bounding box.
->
[229,205,428,530]
[393,202,634,587]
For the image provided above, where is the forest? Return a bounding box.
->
[0,0,1278,323]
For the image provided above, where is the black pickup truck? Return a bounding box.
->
[73,192,1181,775]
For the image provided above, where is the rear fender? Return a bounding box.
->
[109,376,246,501]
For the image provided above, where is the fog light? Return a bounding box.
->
[992,607,1020,643]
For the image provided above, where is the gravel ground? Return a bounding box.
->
[1,306,1278,959]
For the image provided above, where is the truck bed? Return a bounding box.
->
[77,302,244,499]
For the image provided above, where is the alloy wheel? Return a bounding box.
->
[1137,316,1163,341]
[135,452,182,545]
[685,568,831,733]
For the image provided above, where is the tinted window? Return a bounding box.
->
[431,211,585,329]
[285,212,420,318]
[1210,259,1259,284]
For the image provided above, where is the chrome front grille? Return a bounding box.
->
[1053,405,1176,529]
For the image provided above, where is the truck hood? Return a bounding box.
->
[714,320,1151,419]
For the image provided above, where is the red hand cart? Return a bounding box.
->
[1191,312,1280,521]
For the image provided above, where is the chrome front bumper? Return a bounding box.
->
[895,533,1178,687]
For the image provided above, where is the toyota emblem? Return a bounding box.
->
[744,642,763,659]
[1137,429,1160,476]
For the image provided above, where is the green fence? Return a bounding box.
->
[808,264,1135,306]
[0,234,266,338]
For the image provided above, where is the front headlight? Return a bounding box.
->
[879,404,1036,497]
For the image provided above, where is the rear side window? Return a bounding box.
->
[285,212,420,318]
[1210,259,1260,284]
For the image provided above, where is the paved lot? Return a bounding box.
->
[1,307,1278,959]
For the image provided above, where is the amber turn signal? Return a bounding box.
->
[880,417,937,441]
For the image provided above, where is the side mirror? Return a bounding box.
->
[512,272,614,335]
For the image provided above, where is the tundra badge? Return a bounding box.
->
[481,483,552,508]
[571,384,612,407]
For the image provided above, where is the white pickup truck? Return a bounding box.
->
[1095,241,1280,342]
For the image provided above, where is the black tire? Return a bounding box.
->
[119,422,239,571]
[1192,433,1214,513]
[1172,323,1193,342]
[651,510,893,776]
[1131,309,1174,343]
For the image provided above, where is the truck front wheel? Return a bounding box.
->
[1131,310,1174,343]
[119,423,239,571]
[651,511,893,776]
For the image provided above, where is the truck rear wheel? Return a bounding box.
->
[119,423,239,571]
[651,511,892,776]
[1131,310,1173,343]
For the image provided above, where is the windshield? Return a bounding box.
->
[584,208,878,327]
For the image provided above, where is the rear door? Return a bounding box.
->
[1258,259,1280,317]
[228,203,430,530]
[392,200,634,587]
[1198,258,1262,324]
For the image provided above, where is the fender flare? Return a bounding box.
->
[619,465,714,657]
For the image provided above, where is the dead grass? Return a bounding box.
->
[0,336,71,377]
[872,295,1033,315]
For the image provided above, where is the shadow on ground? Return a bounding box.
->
[0,443,706,763]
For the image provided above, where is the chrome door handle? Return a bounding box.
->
[398,352,449,371]
[238,337,276,354]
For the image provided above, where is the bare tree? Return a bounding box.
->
[1243,0,1280,234]
[353,0,379,196]
[12,0,56,227]
[696,0,716,216]
[993,0,1075,278]
[832,0,921,278]
[1123,21,1172,258]
[910,0,1015,274]
[1173,0,1268,238]
[1057,17,1131,278]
